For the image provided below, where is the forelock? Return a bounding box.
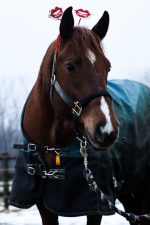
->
[59,27,104,57]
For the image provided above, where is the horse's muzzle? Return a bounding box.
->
[85,126,119,151]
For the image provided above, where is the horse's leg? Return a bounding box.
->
[37,202,59,225]
[118,193,150,225]
[87,215,102,225]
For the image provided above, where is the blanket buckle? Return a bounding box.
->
[27,166,36,175]
[42,169,65,179]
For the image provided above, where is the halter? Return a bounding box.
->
[50,51,112,118]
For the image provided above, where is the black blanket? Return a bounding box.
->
[10,141,115,216]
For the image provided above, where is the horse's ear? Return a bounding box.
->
[60,7,74,39]
[92,11,109,40]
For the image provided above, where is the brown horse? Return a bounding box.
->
[22,6,120,225]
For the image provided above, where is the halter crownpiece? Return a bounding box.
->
[55,35,60,51]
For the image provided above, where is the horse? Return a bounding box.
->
[10,6,150,225]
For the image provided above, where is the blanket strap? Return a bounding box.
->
[79,139,150,223]
[13,143,66,155]
[13,143,66,179]
[27,164,65,179]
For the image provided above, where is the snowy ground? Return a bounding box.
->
[0,199,129,225]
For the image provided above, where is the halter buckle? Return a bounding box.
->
[72,101,82,117]
[51,74,56,85]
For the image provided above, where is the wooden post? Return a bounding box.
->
[2,153,9,210]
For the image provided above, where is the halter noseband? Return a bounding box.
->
[50,51,112,118]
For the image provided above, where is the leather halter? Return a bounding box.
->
[50,51,112,118]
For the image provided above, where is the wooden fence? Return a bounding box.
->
[0,153,16,210]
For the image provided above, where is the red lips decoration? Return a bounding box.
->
[75,9,91,18]
[49,7,63,20]
[49,7,91,21]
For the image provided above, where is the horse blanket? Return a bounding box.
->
[10,79,150,216]
[109,80,150,195]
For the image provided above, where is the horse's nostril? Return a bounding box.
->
[94,124,107,143]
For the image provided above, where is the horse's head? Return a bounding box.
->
[50,7,119,150]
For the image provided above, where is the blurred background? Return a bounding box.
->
[0,0,149,224]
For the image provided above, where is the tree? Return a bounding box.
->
[0,80,22,155]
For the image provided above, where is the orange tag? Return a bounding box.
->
[56,154,60,165]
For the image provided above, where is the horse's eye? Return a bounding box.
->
[65,63,76,73]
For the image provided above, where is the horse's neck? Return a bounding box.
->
[23,82,75,147]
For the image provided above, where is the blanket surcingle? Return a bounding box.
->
[10,79,150,216]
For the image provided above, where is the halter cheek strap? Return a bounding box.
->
[50,51,112,118]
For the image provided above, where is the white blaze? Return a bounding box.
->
[100,97,113,134]
[87,49,96,65]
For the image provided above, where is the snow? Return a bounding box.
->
[0,200,129,225]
